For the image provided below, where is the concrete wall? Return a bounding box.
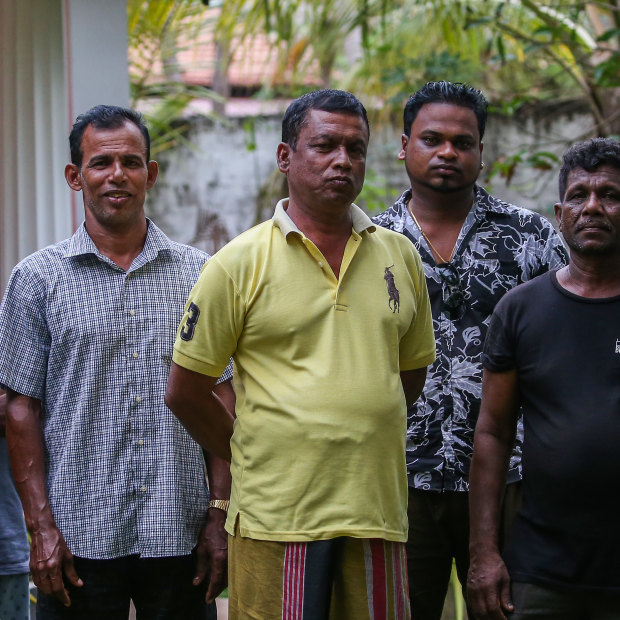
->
[146,100,593,253]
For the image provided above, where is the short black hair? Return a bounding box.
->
[281,89,369,150]
[558,138,620,201]
[69,105,150,168]
[403,81,488,139]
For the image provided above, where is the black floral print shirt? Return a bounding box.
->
[373,186,569,492]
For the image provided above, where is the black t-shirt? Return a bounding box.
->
[483,270,620,592]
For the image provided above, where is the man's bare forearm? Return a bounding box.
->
[6,391,56,533]
[469,428,514,553]
[467,369,521,619]
[400,367,427,406]
[166,363,235,461]
[206,380,235,497]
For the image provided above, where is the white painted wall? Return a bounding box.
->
[146,117,284,254]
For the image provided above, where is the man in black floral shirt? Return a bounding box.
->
[372,81,568,620]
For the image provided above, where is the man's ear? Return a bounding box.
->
[398,134,408,161]
[146,160,158,190]
[554,203,563,232]
[64,164,83,192]
[277,142,291,174]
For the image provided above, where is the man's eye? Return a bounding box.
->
[603,191,620,201]
[422,137,438,146]
[456,141,474,150]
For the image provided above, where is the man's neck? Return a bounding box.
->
[408,183,476,224]
[557,256,620,298]
[406,184,475,264]
[84,218,148,272]
[285,198,353,279]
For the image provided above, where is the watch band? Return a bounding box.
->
[209,499,230,512]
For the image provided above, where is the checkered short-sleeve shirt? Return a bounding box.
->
[0,220,232,559]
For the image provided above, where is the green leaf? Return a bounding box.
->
[496,34,505,63]
[597,29,620,43]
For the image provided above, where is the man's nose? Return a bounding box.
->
[437,141,457,159]
[110,161,125,182]
[582,191,604,214]
[333,146,352,168]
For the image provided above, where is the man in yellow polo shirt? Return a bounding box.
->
[166,89,436,620]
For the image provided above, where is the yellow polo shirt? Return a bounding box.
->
[173,200,435,542]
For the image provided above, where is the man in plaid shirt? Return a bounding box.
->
[0,105,233,619]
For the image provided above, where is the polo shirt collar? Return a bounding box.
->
[273,198,376,238]
[64,218,180,264]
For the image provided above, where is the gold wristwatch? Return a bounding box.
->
[208,499,230,512]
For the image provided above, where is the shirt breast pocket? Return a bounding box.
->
[144,305,184,368]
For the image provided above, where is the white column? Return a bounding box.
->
[0,0,71,289]
[0,0,130,290]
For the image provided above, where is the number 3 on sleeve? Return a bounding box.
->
[179,302,200,341]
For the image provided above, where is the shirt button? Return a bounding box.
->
[138,439,144,446]
[140,485,146,492]
[136,396,142,404]
[318,261,324,269]
[132,352,138,358]
[130,309,136,316]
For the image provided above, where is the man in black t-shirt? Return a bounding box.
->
[467,138,620,620]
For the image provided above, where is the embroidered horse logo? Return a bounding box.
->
[384,265,400,313]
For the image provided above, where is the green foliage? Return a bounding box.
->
[243,118,257,152]
[214,0,399,89]
[333,1,619,135]
[357,167,400,213]
[129,1,620,136]
[128,0,221,156]
[347,0,488,114]
[489,149,561,186]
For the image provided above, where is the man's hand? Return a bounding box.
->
[30,524,83,606]
[194,508,228,603]
[467,549,513,620]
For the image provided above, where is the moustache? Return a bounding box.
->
[576,219,612,232]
